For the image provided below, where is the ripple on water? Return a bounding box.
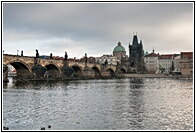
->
[3,78,193,130]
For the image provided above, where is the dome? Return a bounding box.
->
[144,51,149,56]
[113,42,126,52]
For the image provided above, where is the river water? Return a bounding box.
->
[3,77,193,131]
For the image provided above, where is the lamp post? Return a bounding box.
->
[17,50,19,56]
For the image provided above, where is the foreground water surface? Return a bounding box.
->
[3,78,193,130]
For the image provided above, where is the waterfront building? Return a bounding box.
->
[95,55,119,65]
[79,56,96,64]
[113,41,129,72]
[180,52,193,78]
[67,57,79,62]
[96,41,127,66]
[173,54,181,73]
[129,34,144,72]
[156,54,174,74]
[144,49,159,74]
[7,65,15,72]
[53,56,64,60]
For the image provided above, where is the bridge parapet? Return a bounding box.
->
[39,58,64,68]
[3,54,35,65]
[68,61,103,72]
[107,64,117,71]
[68,61,85,70]
[3,54,119,79]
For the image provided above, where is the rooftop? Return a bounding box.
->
[113,42,126,52]
[158,54,174,59]
[145,52,159,57]
[181,52,193,59]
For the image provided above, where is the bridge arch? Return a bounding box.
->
[9,60,32,78]
[107,68,115,77]
[120,67,127,73]
[45,63,62,78]
[70,65,84,77]
[92,66,100,76]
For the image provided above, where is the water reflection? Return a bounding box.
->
[3,78,193,130]
[127,78,145,130]
[129,78,144,89]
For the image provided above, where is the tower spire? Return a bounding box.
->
[133,32,137,35]
[153,46,155,53]
[140,40,143,45]
[132,34,138,45]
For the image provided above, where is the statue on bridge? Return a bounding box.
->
[103,60,108,70]
[21,50,23,56]
[50,53,53,59]
[85,53,87,64]
[105,60,108,65]
[36,49,39,58]
[64,51,68,61]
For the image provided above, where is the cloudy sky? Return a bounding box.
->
[3,2,193,58]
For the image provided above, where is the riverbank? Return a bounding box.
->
[6,74,191,83]
[11,76,121,82]
[124,74,194,80]
[123,74,169,78]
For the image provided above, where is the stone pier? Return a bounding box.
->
[3,65,9,82]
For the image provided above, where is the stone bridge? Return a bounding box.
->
[3,54,119,79]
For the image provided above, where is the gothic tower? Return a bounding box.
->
[129,34,144,72]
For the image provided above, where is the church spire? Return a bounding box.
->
[132,33,138,45]
[140,40,143,45]
[152,46,155,53]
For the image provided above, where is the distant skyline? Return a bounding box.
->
[3,2,194,58]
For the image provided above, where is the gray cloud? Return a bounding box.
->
[3,2,193,58]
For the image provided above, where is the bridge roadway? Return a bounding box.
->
[3,54,119,79]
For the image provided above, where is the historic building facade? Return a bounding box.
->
[180,52,193,78]
[173,54,181,72]
[129,34,144,72]
[95,55,119,65]
[156,54,174,74]
[144,49,159,74]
